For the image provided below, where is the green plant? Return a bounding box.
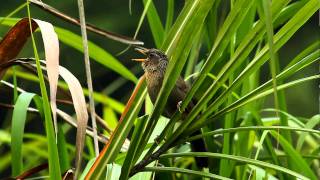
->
[0,0,319,179]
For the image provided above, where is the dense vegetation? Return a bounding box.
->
[0,0,319,179]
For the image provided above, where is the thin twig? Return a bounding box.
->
[28,0,143,45]
[77,0,99,156]
[5,58,113,133]
[76,1,99,179]
[0,79,130,151]
[0,102,38,113]
[15,163,48,179]
[0,98,109,145]
[130,136,187,176]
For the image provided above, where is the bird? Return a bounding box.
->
[132,47,208,168]
[132,47,196,118]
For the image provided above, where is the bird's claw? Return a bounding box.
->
[155,136,161,145]
[177,101,183,112]
[154,136,166,145]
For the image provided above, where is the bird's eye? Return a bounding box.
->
[149,53,158,58]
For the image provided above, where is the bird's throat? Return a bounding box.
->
[145,71,164,104]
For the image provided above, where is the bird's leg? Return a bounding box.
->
[177,101,183,112]
[154,135,166,145]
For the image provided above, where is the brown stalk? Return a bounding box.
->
[28,0,143,45]
[15,163,48,179]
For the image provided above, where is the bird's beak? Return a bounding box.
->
[134,47,149,55]
[131,58,146,62]
[132,47,149,62]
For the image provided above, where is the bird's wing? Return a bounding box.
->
[176,76,190,93]
[175,76,197,114]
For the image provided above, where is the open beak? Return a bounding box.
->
[134,47,149,55]
[132,47,149,62]
[131,58,146,62]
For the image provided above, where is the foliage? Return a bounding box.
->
[0,0,319,179]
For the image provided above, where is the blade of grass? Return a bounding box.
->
[6,68,125,113]
[79,158,96,180]
[85,76,147,179]
[0,2,27,26]
[260,0,280,117]
[186,125,317,141]
[189,0,320,132]
[154,0,255,158]
[296,115,320,152]
[210,48,320,121]
[209,75,320,123]
[161,152,309,180]
[142,0,164,48]
[57,123,70,173]
[26,4,62,178]
[11,92,37,176]
[164,0,174,34]
[131,0,215,174]
[119,115,149,180]
[269,131,317,179]
[143,167,232,180]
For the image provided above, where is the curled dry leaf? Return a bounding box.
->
[34,19,60,138]
[29,60,90,173]
[58,65,89,172]
[0,18,59,135]
[0,18,37,79]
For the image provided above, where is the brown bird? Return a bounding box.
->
[133,47,208,167]
[132,47,195,118]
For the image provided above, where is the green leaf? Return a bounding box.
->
[161,0,255,152]
[86,77,147,178]
[143,167,232,180]
[161,152,309,180]
[11,92,37,176]
[189,0,320,131]
[164,0,174,34]
[120,115,149,180]
[57,123,70,173]
[136,0,215,166]
[26,7,62,179]
[187,126,320,144]
[79,158,96,180]
[211,75,320,121]
[6,69,125,113]
[296,115,320,152]
[269,131,317,179]
[0,17,137,83]
[106,163,122,180]
[142,0,164,48]
[54,27,137,82]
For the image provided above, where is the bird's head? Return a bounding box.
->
[132,47,168,73]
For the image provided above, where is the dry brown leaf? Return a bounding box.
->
[34,19,60,138]
[0,18,37,79]
[58,65,88,174]
[0,18,89,174]
[0,18,60,135]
